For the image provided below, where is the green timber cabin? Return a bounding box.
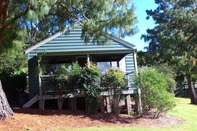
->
[24,26,138,112]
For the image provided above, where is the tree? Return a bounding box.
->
[0,80,14,120]
[0,29,28,74]
[0,40,28,98]
[142,0,197,104]
[0,29,28,120]
[1,0,137,49]
[137,51,160,67]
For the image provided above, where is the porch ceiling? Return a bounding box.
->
[92,53,126,62]
[45,53,127,64]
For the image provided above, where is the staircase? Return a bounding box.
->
[23,95,38,108]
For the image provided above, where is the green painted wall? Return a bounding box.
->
[28,56,39,99]
[27,27,134,60]
[125,53,135,88]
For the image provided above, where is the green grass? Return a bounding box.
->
[63,98,197,131]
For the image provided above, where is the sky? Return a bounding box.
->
[124,0,158,51]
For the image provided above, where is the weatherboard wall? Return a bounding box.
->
[27,27,135,60]
[28,56,39,99]
[125,53,135,88]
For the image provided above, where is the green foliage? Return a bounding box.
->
[0,31,28,74]
[102,68,127,88]
[47,64,70,110]
[191,74,197,82]
[133,66,176,118]
[81,62,102,113]
[142,0,197,104]
[0,70,27,97]
[45,62,102,111]
[1,0,137,52]
[38,61,127,112]
[69,62,82,89]
[137,51,161,66]
[142,0,197,71]
[0,29,28,96]
[36,52,48,75]
[0,23,20,53]
[155,64,177,93]
[137,53,177,93]
[101,68,127,115]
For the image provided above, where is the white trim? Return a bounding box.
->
[133,51,138,74]
[87,54,90,66]
[36,50,134,56]
[25,29,68,54]
[106,34,137,49]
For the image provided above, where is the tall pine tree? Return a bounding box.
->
[142,0,197,104]
[1,0,138,49]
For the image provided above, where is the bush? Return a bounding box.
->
[133,66,176,118]
[43,62,102,111]
[101,68,127,115]
[155,64,176,93]
[47,64,70,110]
[81,62,102,113]
[69,62,82,89]
[0,70,27,95]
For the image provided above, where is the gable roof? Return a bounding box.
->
[25,27,137,55]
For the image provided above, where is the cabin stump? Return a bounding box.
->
[70,98,77,110]
[106,96,111,113]
[100,96,105,113]
[69,98,76,110]
[125,94,132,115]
[85,102,91,112]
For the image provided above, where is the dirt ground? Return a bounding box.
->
[0,107,182,131]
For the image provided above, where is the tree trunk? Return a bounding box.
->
[186,74,197,104]
[0,80,14,120]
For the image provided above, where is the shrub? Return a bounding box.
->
[133,66,176,118]
[0,70,27,96]
[68,62,82,89]
[155,64,176,93]
[47,64,70,110]
[81,62,102,113]
[43,62,102,111]
[101,68,127,115]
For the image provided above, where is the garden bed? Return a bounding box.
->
[0,107,182,131]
